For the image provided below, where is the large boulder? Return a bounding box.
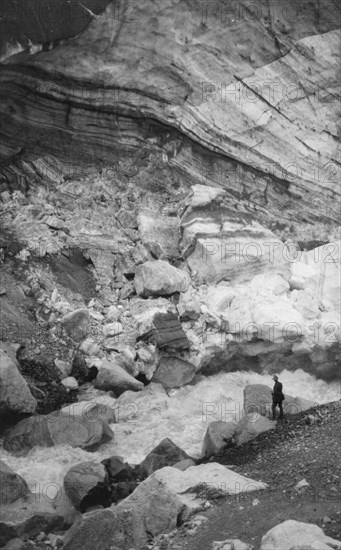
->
[3,402,113,454]
[260,520,341,550]
[139,438,192,478]
[243,384,274,417]
[60,308,90,342]
[244,384,316,417]
[131,298,190,350]
[144,312,190,350]
[0,494,64,547]
[134,260,190,297]
[118,474,185,533]
[152,463,268,514]
[64,462,111,512]
[62,476,184,550]
[62,507,143,550]
[0,345,37,417]
[0,461,30,504]
[76,394,117,424]
[94,358,144,395]
[202,421,236,458]
[234,414,276,446]
[152,356,196,389]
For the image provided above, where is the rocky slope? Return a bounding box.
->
[166,401,341,550]
[1,4,340,382]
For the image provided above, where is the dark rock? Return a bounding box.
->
[102,458,140,503]
[13,355,75,416]
[202,421,236,458]
[110,481,138,503]
[0,461,30,504]
[60,309,90,342]
[64,462,111,512]
[63,476,183,550]
[140,312,190,350]
[101,456,136,482]
[139,437,192,478]
[71,353,89,384]
[152,356,196,389]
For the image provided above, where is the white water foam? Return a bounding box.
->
[1,369,340,497]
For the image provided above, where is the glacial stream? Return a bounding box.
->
[1,369,340,500]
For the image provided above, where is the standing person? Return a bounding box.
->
[272,375,284,420]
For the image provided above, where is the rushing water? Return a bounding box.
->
[1,369,340,499]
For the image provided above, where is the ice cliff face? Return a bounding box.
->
[1,0,340,230]
[0,0,340,380]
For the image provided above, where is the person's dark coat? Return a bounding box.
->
[272,381,284,403]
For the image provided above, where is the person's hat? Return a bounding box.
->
[272,375,278,381]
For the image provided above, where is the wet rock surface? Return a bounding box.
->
[3,402,114,453]
[152,357,197,389]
